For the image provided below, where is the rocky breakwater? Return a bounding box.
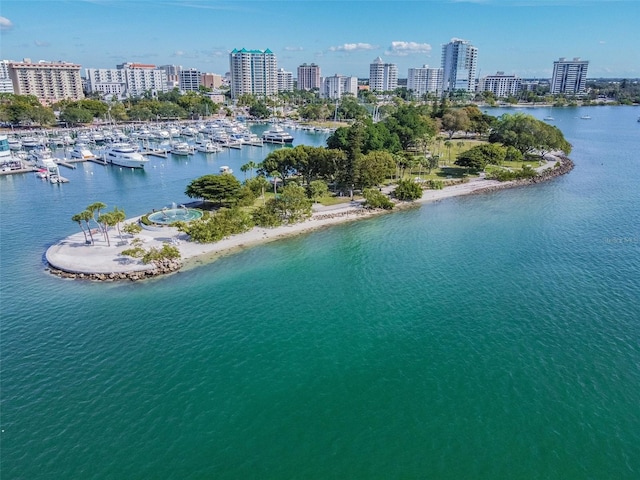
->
[469,155,575,196]
[47,258,183,282]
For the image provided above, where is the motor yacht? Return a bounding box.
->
[262,126,294,144]
[70,143,96,160]
[103,143,149,168]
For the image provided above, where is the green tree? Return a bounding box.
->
[259,149,297,185]
[248,101,270,119]
[441,109,470,139]
[362,188,394,209]
[354,150,395,189]
[489,113,572,156]
[60,107,93,126]
[455,143,506,171]
[394,179,423,201]
[307,180,329,202]
[185,174,243,207]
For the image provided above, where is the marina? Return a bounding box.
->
[0,119,322,181]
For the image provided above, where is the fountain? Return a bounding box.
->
[147,204,203,225]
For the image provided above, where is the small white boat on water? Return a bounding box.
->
[103,143,149,169]
[219,165,233,174]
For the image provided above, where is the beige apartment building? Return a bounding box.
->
[8,59,84,105]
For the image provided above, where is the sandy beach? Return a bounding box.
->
[46,157,569,279]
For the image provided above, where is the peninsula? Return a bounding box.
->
[45,155,573,281]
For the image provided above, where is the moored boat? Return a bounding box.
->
[70,143,96,160]
[262,126,294,144]
[103,143,149,169]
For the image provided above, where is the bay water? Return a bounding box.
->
[1,109,639,479]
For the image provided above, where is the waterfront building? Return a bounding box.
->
[369,57,398,92]
[477,71,522,98]
[0,60,14,94]
[441,39,478,94]
[86,63,168,99]
[550,57,589,95]
[229,48,278,99]
[179,68,201,92]
[277,68,294,92]
[320,74,358,99]
[407,65,443,98]
[8,59,83,105]
[297,63,321,90]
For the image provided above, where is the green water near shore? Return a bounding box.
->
[2,109,639,478]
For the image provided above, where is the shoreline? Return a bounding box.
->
[45,155,574,281]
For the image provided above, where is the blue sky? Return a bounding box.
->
[1,0,638,79]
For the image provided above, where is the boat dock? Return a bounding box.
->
[55,158,77,169]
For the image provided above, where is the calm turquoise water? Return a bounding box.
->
[2,111,639,479]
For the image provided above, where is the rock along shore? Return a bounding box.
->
[45,155,574,282]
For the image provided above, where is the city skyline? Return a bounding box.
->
[1,0,639,79]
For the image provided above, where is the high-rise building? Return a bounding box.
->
[297,63,321,90]
[477,72,522,98]
[8,59,84,104]
[86,63,168,99]
[0,60,14,93]
[179,68,201,92]
[441,39,478,94]
[550,57,589,95]
[277,68,294,92]
[229,48,278,99]
[320,74,358,99]
[369,57,398,92]
[407,65,443,97]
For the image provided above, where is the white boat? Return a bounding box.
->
[70,143,96,160]
[103,143,149,169]
[581,115,591,120]
[7,137,22,150]
[30,147,60,178]
[21,136,45,148]
[262,126,294,144]
[194,138,222,153]
[171,141,194,156]
[29,146,54,165]
[219,165,233,174]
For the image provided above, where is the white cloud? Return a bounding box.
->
[34,40,51,47]
[329,43,378,52]
[1,16,14,32]
[385,41,432,56]
[284,46,304,52]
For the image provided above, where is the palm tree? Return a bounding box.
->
[246,160,258,179]
[444,140,452,165]
[240,163,250,181]
[97,211,119,247]
[87,201,107,240]
[80,210,95,245]
[71,212,89,244]
[270,171,281,196]
[112,207,126,241]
